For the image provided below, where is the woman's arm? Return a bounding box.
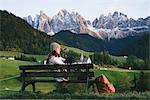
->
[53,57,65,65]
[60,57,66,62]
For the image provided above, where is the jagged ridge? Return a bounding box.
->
[24,9,150,40]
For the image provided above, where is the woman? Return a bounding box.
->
[46,42,68,82]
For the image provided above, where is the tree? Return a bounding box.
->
[91,51,111,65]
[126,55,145,70]
[144,58,150,70]
[134,72,150,91]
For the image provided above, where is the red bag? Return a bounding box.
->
[95,74,115,93]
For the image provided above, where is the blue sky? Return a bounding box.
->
[0,0,149,21]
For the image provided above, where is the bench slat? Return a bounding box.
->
[19,64,93,70]
[27,79,95,83]
[21,72,94,77]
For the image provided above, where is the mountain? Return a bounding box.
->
[0,10,60,54]
[0,10,149,58]
[24,9,100,38]
[24,10,150,40]
[92,12,150,40]
[54,30,149,59]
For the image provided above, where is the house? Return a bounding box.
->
[8,57,15,60]
[3,56,15,60]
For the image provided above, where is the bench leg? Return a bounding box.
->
[92,83,96,93]
[31,82,35,92]
[88,83,96,93]
[86,81,89,93]
[21,82,26,92]
[21,72,26,92]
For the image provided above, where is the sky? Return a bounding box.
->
[0,0,149,21]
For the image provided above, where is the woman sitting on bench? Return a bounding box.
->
[46,42,68,82]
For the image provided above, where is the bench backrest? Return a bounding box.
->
[19,64,94,79]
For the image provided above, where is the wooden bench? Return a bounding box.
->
[19,64,95,92]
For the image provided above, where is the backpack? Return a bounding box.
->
[95,74,115,93]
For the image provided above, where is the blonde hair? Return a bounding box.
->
[50,42,61,52]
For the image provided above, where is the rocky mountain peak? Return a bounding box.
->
[24,10,150,40]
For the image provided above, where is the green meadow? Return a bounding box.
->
[0,55,140,92]
[0,51,149,99]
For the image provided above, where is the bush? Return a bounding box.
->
[133,72,150,91]
[0,91,36,99]
[114,73,132,92]
[53,83,86,94]
[15,54,37,62]
[144,58,150,70]
[1,90,150,99]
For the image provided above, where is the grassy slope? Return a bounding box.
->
[0,58,37,79]
[0,58,55,92]
[61,45,92,57]
[1,51,147,93]
[0,44,92,61]
[0,57,140,92]
[0,46,127,61]
[94,69,139,86]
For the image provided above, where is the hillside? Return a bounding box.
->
[54,30,104,51]
[54,30,149,58]
[0,10,59,55]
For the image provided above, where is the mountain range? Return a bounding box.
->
[0,10,149,59]
[24,9,150,40]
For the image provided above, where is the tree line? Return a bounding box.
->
[90,51,149,70]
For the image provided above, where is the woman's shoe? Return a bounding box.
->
[55,78,63,82]
[62,78,68,82]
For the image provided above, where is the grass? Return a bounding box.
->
[0,58,37,79]
[0,58,141,93]
[94,69,140,88]
[0,79,21,91]
[0,90,150,99]
[0,58,55,92]
[0,56,144,92]
[0,51,149,98]
[94,69,140,80]
[0,78,55,92]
